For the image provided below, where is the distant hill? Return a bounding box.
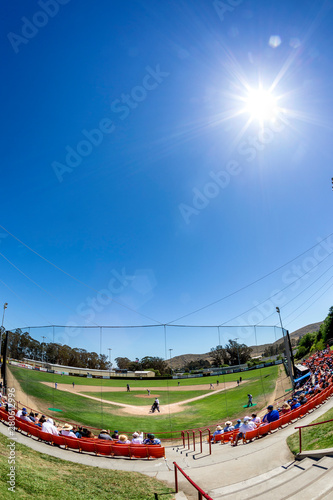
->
[168,322,323,369]
[249,322,323,357]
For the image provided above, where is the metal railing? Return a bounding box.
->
[180,428,211,455]
[173,461,213,500]
[295,418,333,453]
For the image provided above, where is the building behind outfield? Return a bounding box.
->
[10,358,155,378]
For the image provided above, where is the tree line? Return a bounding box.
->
[2,329,171,374]
[209,339,252,367]
[3,329,109,370]
[115,356,170,376]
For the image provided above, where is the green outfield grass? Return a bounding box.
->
[9,364,276,387]
[9,365,278,438]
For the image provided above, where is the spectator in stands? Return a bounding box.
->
[38,415,46,427]
[28,412,36,422]
[98,429,112,440]
[20,409,33,422]
[211,425,223,442]
[299,394,308,405]
[42,418,59,435]
[117,434,130,444]
[60,424,77,438]
[131,432,144,444]
[232,417,256,447]
[281,402,291,414]
[234,419,242,429]
[251,413,261,425]
[223,421,234,432]
[16,407,26,418]
[314,381,321,393]
[262,405,279,423]
[112,430,119,440]
[5,402,14,413]
[81,428,95,439]
[74,426,83,438]
[143,433,161,445]
[290,398,301,410]
[308,385,315,396]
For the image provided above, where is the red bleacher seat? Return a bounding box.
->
[129,444,149,459]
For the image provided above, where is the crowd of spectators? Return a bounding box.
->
[209,347,333,447]
[0,397,162,446]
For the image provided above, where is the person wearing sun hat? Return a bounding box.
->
[60,423,77,438]
[98,429,112,440]
[232,417,256,447]
[117,434,130,444]
[131,431,144,444]
[211,425,223,443]
[223,421,234,432]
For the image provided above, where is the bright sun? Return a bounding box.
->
[245,88,278,122]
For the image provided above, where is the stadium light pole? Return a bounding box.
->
[276,306,295,388]
[108,348,112,377]
[0,302,8,364]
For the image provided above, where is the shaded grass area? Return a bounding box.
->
[0,432,173,499]
[10,365,278,438]
[84,390,208,405]
[287,406,333,455]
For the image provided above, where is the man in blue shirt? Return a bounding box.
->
[262,405,279,423]
[234,419,242,429]
[291,398,301,410]
[143,433,161,445]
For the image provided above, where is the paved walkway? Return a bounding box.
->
[1,396,333,499]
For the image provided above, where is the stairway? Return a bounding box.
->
[209,456,333,500]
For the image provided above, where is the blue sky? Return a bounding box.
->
[1,0,333,363]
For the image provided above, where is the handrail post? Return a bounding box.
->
[187,430,190,449]
[193,430,196,451]
[181,430,185,448]
[299,427,302,454]
[199,429,202,454]
[207,428,211,455]
[173,462,178,493]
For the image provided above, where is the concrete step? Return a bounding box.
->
[211,459,315,500]
[287,457,333,500]
[253,456,333,500]
[210,457,333,500]
[174,491,189,499]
